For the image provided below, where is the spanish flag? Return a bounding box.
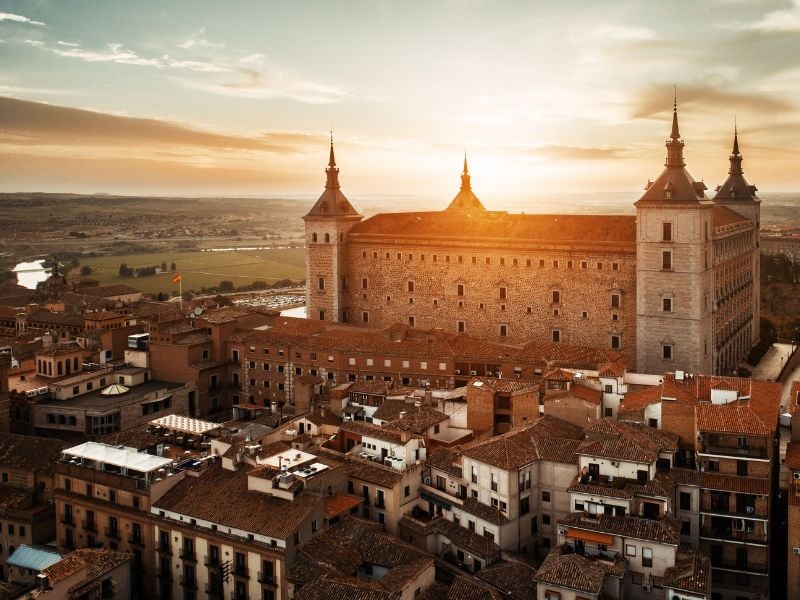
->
[172,273,182,283]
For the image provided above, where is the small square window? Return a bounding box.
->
[663,297,672,312]
[662,344,673,360]
[552,330,560,343]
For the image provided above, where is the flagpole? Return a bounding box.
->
[179,276,183,311]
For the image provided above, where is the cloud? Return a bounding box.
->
[178,27,225,50]
[23,39,44,46]
[525,144,631,160]
[46,42,225,72]
[57,41,80,47]
[0,12,45,26]
[592,24,658,41]
[174,66,351,104]
[0,96,321,153]
[629,84,794,119]
[723,0,800,32]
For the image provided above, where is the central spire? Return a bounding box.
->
[461,150,471,191]
[325,132,340,189]
[666,87,685,168]
[728,121,743,176]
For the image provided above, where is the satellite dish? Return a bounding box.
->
[193,307,203,316]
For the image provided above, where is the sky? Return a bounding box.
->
[1,0,800,205]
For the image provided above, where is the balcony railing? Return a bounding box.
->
[180,548,197,562]
[421,482,465,506]
[158,541,172,554]
[128,534,145,546]
[233,565,249,578]
[156,569,173,581]
[61,514,75,526]
[82,520,97,532]
[711,559,768,575]
[204,555,221,568]
[701,445,768,459]
[105,527,121,540]
[701,526,767,545]
[257,571,276,585]
[180,575,198,589]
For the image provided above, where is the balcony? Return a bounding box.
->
[128,534,145,546]
[180,575,198,589]
[105,527,121,540]
[700,445,767,459]
[156,569,173,582]
[562,543,620,563]
[700,525,767,545]
[158,541,172,555]
[204,555,221,568]
[375,497,386,509]
[711,559,768,575]
[230,593,248,600]
[420,482,465,507]
[257,571,277,585]
[61,514,75,526]
[233,565,249,578]
[180,548,197,562]
[82,520,98,532]
[205,583,224,599]
[700,500,766,520]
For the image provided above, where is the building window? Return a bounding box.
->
[542,514,551,525]
[318,277,325,290]
[611,293,620,308]
[679,492,691,510]
[663,297,672,312]
[542,491,551,502]
[499,325,507,337]
[610,335,621,350]
[551,290,560,304]
[663,222,672,241]
[458,321,465,333]
[662,344,673,360]
[552,330,560,343]
[457,283,465,296]
[625,544,636,557]
[408,316,415,327]
[408,281,414,293]
[662,250,672,270]
[362,312,369,323]
[499,287,507,300]
[642,547,653,567]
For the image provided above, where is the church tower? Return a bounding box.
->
[302,138,362,322]
[713,126,761,351]
[635,99,714,375]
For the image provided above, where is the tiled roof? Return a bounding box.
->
[700,472,769,496]
[43,549,131,588]
[5,545,62,571]
[344,460,404,488]
[598,360,626,379]
[559,513,680,545]
[470,377,540,394]
[533,550,611,595]
[304,407,341,427]
[324,493,363,518]
[579,436,658,464]
[340,421,406,445]
[663,546,711,595]
[713,204,752,228]
[620,386,663,411]
[462,417,584,470]
[294,577,398,600]
[374,400,448,434]
[786,442,800,471]
[542,368,574,382]
[152,463,322,539]
[425,447,463,478]
[461,496,510,525]
[0,432,64,472]
[671,468,701,486]
[475,560,537,600]
[432,518,501,561]
[569,383,602,405]
[350,380,394,395]
[696,402,771,435]
[446,576,503,600]
[349,212,636,246]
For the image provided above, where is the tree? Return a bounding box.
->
[80,265,93,276]
[218,280,234,293]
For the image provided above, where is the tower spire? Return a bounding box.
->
[325,132,340,189]
[328,130,336,167]
[460,150,471,191]
[728,119,743,176]
[732,117,740,156]
[670,85,681,141]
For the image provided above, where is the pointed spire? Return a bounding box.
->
[460,150,471,191]
[732,117,740,156]
[670,85,681,141]
[328,130,336,167]
[728,119,743,177]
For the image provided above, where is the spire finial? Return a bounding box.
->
[463,149,469,175]
[328,130,336,168]
[670,85,681,141]
[732,116,740,155]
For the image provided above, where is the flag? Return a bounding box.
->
[172,273,182,283]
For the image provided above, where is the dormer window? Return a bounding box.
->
[664,190,673,200]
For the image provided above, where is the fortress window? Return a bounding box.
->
[458,256,463,263]
[612,262,619,270]
[362,251,366,258]
[539,260,545,267]
[567,260,573,269]
[553,308,559,317]
[457,284,465,296]
[325,233,330,243]
[446,255,450,263]
[342,276,348,290]
[408,253,413,261]
[479,303,485,309]
[499,287,507,300]
[385,252,390,258]
[486,257,491,265]
[552,260,559,268]
[662,344,673,360]
[373,252,378,258]
[597,262,603,270]
[662,250,672,270]
[662,298,672,312]
[397,253,401,259]
[386,295,391,303]
[500,258,505,266]
[472,256,477,264]
[612,313,619,321]
[408,298,414,304]
[318,277,325,291]
[433,255,438,262]
[526,259,532,267]
[362,312,369,323]
[458,321,465,333]
[501,305,507,312]
[663,222,672,241]
[552,330,561,343]
[611,294,620,308]
[408,281,415,293]
[361,277,368,289]
[611,335,621,350]
[513,258,518,266]
[527,307,532,314]
[433,299,438,307]
[458,300,464,308]
[312,233,318,242]
[581,261,588,269]
[581,311,588,319]
[500,325,508,337]
[420,254,425,261]
[551,291,560,304]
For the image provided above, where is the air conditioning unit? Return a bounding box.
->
[470,370,477,376]
[793,547,800,555]
[793,472,800,480]
[423,476,431,485]
[610,461,618,467]
[641,584,651,592]
[557,529,566,536]
[454,369,461,375]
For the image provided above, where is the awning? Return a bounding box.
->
[566,528,613,545]
[420,490,452,511]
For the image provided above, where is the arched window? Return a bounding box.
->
[324,233,330,243]
[312,233,318,243]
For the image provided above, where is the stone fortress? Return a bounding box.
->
[303,102,760,376]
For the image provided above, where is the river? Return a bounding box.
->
[12,259,50,289]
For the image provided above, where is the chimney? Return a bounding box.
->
[400,430,411,443]
[425,389,433,406]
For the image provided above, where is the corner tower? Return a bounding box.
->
[713,126,761,352]
[302,137,362,322]
[635,98,714,375]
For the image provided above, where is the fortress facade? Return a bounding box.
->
[303,105,760,376]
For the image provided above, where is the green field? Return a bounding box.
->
[77,248,306,296]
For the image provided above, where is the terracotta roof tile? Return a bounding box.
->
[324,493,363,518]
[475,561,537,600]
[533,550,618,595]
[700,472,770,495]
[663,546,712,595]
[447,576,503,600]
[559,513,680,545]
